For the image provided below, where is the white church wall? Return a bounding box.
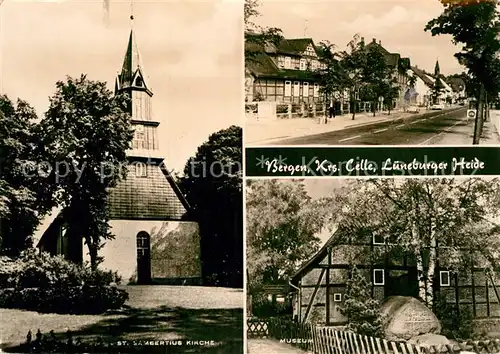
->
[84,220,201,284]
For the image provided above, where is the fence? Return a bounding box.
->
[248,317,500,354]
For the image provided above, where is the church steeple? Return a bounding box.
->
[115,14,160,154]
[434,59,440,76]
[115,29,152,97]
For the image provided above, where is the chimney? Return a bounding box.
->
[372,38,376,43]
[361,37,364,43]
[379,40,381,46]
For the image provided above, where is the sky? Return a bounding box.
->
[253,0,466,76]
[0,0,243,173]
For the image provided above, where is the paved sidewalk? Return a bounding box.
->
[248,339,311,354]
[246,110,424,145]
[424,111,500,145]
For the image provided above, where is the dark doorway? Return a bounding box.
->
[385,269,418,297]
[136,231,152,284]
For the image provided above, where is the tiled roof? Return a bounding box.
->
[245,37,323,81]
[411,66,435,87]
[108,160,190,220]
[365,41,400,67]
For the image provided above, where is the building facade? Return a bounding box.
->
[36,28,201,285]
[245,37,327,104]
[410,62,456,107]
[364,38,411,110]
[290,230,500,326]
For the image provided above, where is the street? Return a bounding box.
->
[268,107,496,145]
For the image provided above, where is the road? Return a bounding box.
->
[271,107,471,145]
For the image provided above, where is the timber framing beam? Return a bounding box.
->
[302,268,326,324]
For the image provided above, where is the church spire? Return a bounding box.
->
[115,3,160,155]
[115,1,151,94]
[434,59,440,76]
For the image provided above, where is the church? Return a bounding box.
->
[36,23,202,285]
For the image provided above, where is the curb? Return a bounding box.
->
[249,107,466,145]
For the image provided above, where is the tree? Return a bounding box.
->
[244,0,283,63]
[36,75,133,269]
[330,178,500,309]
[180,125,243,288]
[246,180,328,291]
[362,45,395,116]
[381,81,400,115]
[341,266,384,337]
[425,0,500,143]
[431,77,446,105]
[0,96,52,257]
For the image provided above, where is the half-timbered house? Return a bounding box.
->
[245,37,327,104]
[290,228,500,327]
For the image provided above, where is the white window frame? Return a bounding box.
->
[333,293,342,302]
[300,59,307,71]
[440,271,451,287]
[293,81,300,97]
[135,162,147,178]
[284,56,291,69]
[313,83,320,97]
[303,82,309,97]
[284,81,292,97]
[373,269,385,285]
[278,57,285,68]
[373,233,385,245]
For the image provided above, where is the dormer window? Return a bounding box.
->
[284,57,291,69]
[135,77,143,87]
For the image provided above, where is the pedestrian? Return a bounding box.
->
[328,104,336,120]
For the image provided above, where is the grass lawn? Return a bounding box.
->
[1,285,243,353]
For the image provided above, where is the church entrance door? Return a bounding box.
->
[136,231,152,284]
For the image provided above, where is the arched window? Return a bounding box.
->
[136,231,151,284]
[136,231,150,257]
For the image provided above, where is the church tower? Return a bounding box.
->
[108,20,189,221]
[36,14,201,285]
[115,24,161,160]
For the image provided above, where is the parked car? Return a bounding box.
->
[407,106,420,113]
[430,103,445,110]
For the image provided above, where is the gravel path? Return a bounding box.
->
[248,339,311,354]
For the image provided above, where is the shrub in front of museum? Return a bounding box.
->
[0,250,129,314]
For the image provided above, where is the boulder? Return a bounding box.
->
[408,333,450,347]
[380,296,441,341]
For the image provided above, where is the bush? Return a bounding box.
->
[0,250,128,314]
[0,286,129,314]
[251,293,292,318]
[434,292,474,340]
[0,249,121,289]
[341,266,384,337]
